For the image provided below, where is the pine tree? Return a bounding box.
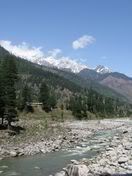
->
[39,82,50,112]
[18,84,33,112]
[69,95,83,120]
[2,56,18,128]
[39,82,57,112]
[0,65,5,125]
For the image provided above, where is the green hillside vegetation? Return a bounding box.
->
[0,46,132,129]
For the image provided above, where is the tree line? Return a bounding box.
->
[0,56,58,128]
[68,89,132,119]
[0,56,18,128]
[0,56,132,128]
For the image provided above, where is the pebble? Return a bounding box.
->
[34,166,40,169]
[0,165,8,169]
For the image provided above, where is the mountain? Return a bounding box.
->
[79,68,132,103]
[0,42,112,74]
[1,45,132,118]
[99,72,132,103]
[95,65,112,74]
[0,45,127,102]
[44,57,88,73]
[0,43,88,73]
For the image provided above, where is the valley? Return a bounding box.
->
[1,1,132,175]
[0,118,132,176]
[0,45,132,176]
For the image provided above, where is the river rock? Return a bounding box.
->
[10,151,18,157]
[34,166,40,169]
[0,165,8,169]
[118,157,128,164]
[71,160,79,165]
[123,130,128,134]
[78,164,89,176]
[55,171,65,176]
[106,147,114,151]
[64,164,89,176]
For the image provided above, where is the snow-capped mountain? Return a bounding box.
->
[44,56,88,73]
[95,65,112,74]
[0,42,88,73]
[0,41,111,74]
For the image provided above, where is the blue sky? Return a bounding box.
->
[0,0,132,76]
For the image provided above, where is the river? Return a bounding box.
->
[0,129,118,176]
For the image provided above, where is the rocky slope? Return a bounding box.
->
[79,69,132,103]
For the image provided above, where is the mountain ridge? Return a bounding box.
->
[0,43,112,74]
[79,68,132,102]
[0,45,127,102]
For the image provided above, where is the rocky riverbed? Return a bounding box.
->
[1,118,132,176]
[0,119,126,159]
[54,118,132,176]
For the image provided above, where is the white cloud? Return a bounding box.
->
[0,40,44,61]
[0,40,88,73]
[0,40,63,61]
[72,35,96,50]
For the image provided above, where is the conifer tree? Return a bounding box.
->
[2,56,18,128]
[0,65,5,125]
[39,82,50,112]
[39,82,57,112]
[18,84,33,112]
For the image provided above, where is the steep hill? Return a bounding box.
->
[79,69,132,102]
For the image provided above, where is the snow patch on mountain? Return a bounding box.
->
[95,65,112,74]
[44,56,88,73]
[0,40,88,73]
[0,40,111,74]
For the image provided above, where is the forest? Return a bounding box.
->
[0,52,132,130]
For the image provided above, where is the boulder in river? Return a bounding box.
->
[118,156,128,164]
[55,171,65,176]
[64,164,89,176]
[10,151,18,157]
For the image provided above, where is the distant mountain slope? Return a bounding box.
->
[79,68,132,102]
[40,65,127,100]
[99,74,132,102]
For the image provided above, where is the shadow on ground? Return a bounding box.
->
[0,124,25,135]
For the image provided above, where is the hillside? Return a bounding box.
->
[79,69,132,103]
[1,45,132,120]
[0,46,127,102]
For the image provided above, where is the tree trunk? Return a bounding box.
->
[1,117,4,125]
[8,120,11,130]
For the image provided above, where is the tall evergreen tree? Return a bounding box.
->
[39,82,57,112]
[39,82,50,112]
[2,56,18,128]
[0,65,5,125]
[18,84,32,112]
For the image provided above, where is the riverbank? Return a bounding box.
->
[54,118,132,176]
[0,118,128,160]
